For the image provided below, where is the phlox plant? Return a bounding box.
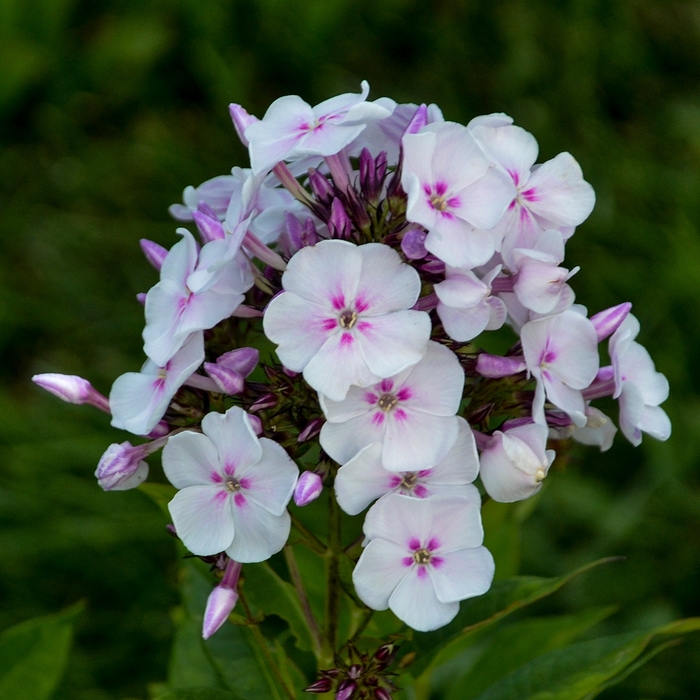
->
[33,81,696,700]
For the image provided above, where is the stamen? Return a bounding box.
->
[157,369,168,379]
[534,468,546,483]
[413,548,432,565]
[377,393,398,412]
[430,194,448,211]
[399,472,418,490]
[338,309,358,329]
[225,476,242,492]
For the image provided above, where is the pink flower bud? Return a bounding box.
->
[403,103,428,136]
[374,689,393,700]
[250,394,278,412]
[247,414,263,436]
[420,258,445,274]
[139,239,168,271]
[95,441,149,491]
[373,643,396,666]
[336,680,357,700]
[229,103,257,147]
[476,353,527,378]
[216,347,259,376]
[328,198,352,239]
[298,418,324,443]
[590,302,632,342]
[136,292,147,305]
[192,210,225,243]
[308,168,335,204]
[202,559,242,640]
[203,363,245,394]
[294,471,323,507]
[401,229,428,260]
[304,678,333,694]
[147,421,170,439]
[32,373,110,412]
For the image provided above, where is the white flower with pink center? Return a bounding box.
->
[244,81,394,175]
[110,331,205,436]
[521,309,599,427]
[352,494,494,632]
[319,341,464,470]
[402,122,516,269]
[334,417,479,515]
[162,406,298,563]
[263,240,431,402]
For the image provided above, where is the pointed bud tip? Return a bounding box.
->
[294,471,323,506]
[202,585,239,640]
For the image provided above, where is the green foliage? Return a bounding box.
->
[0,604,82,700]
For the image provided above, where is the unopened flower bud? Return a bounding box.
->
[95,441,149,491]
[203,363,245,394]
[476,353,527,378]
[202,559,242,640]
[32,373,110,412]
[136,292,147,305]
[247,414,263,436]
[294,471,323,507]
[336,680,357,700]
[249,394,278,412]
[374,689,393,700]
[193,210,225,243]
[216,347,259,376]
[403,103,428,136]
[139,239,168,271]
[298,418,324,443]
[373,643,396,666]
[304,678,333,694]
[420,258,445,275]
[328,198,352,239]
[308,168,335,204]
[590,302,632,342]
[147,420,170,439]
[401,229,428,260]
[229,103,257,147]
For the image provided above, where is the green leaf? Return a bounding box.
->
[405,558,618,676]
[0,603,83,700]
[242,561,314,651]
[472,618,700,700]
[155,690,238,700]
[168,558,293,700]
[440,607,616,700]
[139,482,177,517]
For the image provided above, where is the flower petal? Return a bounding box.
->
[335,443,395,515]
[201,407,262,474]
[389,567,459,631]
[352,538,412,610]
[241,438,298,516]
[162,430,221,488]
[228,503,291,563]
[429,546,495,603]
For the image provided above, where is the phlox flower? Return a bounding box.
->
[479,423,555,502]
[110,331,204,436]
[143,229,251,366]
[353,494,494,632]
[521,309,599,427]
[319,341,464,470]
[169,175,238,221]
[470,124,595,269]
[244,81,395,175]
[609,315,671,446]
[162,406,298,563]
[402,121,516,269]
[334,417,479,515]
[263,240,431,402]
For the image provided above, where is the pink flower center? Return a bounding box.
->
[399,472,418,490]
[377,393,398,412]
[413,548,432,565]
[225,476,243,492]
[339,309,358,329]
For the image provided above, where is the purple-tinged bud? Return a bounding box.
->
[166,523,178,537]
[401,229,428,260]
[32,373,110,413]
[590,302,632,343]
[298,418,324,443]
[308,168,335,204]
[202,559,242,640]
[420,258,446,275]
[403,104,429,136]
[139,239,168,271]
[336,680,357,700]
[203,363,245,394]
[243,230,287,271]
[412,293,438,312]
[374,689,393,700]
[596,365,615,382]
[232,304,263,318]
[247,414,263,436]
[347,664,363,680]
[282,366,299,377]
[148,420,170,439]
[476,353,527,378]
[359,148,374,193]
[216,347,259,376]
[136,292,147,305]
[373,643,397,666]
[294,471,323,507]
[305,678,333,694]
[249,394,278,412]
[375,151,388,189]
[197,201,218,220]
[193,210,225,243]
[95,441,149,491]
[301,217,319,247]
[229,104,257,147]
[328,198,352,239]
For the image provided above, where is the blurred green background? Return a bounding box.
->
[1,0,699,697]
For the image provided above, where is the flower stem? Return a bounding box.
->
[290,512,328,555]
[284,545,323,658]
[324,488,342,658]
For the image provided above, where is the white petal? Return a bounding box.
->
[363,492,433,547]
[162,430,221,489]
[426,495,485,551]
[353,538,412,610]
[389,568,459,632]
[169,486,234,556]
[471,124,538,185]
[109,372,169,436]
[335,443,395,515]
[425,220,496,269]
[319,385,374,423]
[228,504,291,563]
[241,438,298,515]
[429,547,495,603]
[637,405,672,442]
[202,407,262,474]
[319,411,385,465]
[430,417,480,484]
[437,302,491,342]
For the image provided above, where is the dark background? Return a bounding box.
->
[1,0,699,698]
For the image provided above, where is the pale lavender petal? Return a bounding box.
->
[429,547,495,604]
[160,229,198,284]
[143,280,190,366]
[169,485,234,556]
[162,430,221,489]
[227,504,291,563]
[437,302,491,342]
[424,219,496,269]
[434,269,488,308]
[109,371,168,436]
[619,342,669,406]
[637,405,672,442]
[471,124,538,185]
[543,374,587,427]
[389,568,459,631]
[452,166,515,230]
[352,538,411,610]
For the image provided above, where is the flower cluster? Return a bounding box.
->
[33,81,671,647]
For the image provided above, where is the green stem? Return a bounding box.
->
[239,589,297,700]
[291,512,328,555]
[324,488,342,662]
[283,545,323,658]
